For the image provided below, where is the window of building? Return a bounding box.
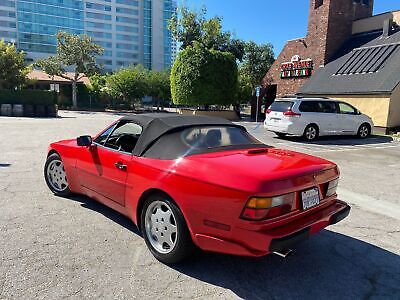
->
[314,0,323,9]
[116,0,139,6]
[116,7,138,15]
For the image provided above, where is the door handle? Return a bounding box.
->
[114,162,127,170]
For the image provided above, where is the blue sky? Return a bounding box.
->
[183,0,400,56]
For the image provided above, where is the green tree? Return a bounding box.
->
[239,41,275,90]
[36,31,103,109]
[147,70,171,110]
[170,42,238,108]
[0,40,31,89]
[169,6,245,61]
[105,65,148,109]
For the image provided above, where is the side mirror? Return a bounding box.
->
[77,135,92,147]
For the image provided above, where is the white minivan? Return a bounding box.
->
[264,97,374,141]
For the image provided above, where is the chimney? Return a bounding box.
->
[383,18,393,38]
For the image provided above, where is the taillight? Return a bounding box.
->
[326,178,339,197]
[266,109,272,114]
[241,193,295,221]
[283,110,301,117]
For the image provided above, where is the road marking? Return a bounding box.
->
[338,187,400,220]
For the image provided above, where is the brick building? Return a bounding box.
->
[259,0,400,131]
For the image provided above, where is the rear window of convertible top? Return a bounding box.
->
[142,126,265,159]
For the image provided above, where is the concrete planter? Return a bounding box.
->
[178,109,240,121]
[1,104,12,116]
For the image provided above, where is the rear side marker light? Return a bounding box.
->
[204,220,231,231]
[241,193,295,221]
[326,178,339,197]
[283,110,301,117]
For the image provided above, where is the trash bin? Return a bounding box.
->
[35,105,46,117]
[1,104,12,116]
[12,104,24,117]
[46,104,58,118]
[24,104,34,117]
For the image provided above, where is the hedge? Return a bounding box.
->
[0,90,57,106]
[171,43,238,106]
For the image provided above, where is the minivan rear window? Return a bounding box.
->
[269,101,294,112]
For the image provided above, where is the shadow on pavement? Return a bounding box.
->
[0,163,11,167]
[57,193,400,299]
[64,194,142,237]
[277,135,393,146]
[173,230,400,299]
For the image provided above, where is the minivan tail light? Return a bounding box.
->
[283,110,301,117]
[241,193,295,221]
[266,109,272,114]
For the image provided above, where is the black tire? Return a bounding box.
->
[357,123,371,139]
[275,132,287,138]
[44,153,71,197]
[303,124,319,141]
[141,193,195,264]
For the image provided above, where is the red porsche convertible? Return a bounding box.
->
[44,114,350,264]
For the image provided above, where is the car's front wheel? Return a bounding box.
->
[141,194,195,264]
[357,123,371,139]
[44,153,71,197]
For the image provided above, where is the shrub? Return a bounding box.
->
[0,89,57,106]
[170,43,238,107]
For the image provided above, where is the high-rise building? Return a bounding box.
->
[0,0,176,71]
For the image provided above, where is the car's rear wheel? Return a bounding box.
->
[275,132,287,138]
[303,124,319,141]
[44,153,71,197]
[357,123,371,139]
[141,194,195,264]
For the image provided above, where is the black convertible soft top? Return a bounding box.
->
[119,113,246,156]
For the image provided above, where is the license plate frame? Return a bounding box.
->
[301,187,320,210]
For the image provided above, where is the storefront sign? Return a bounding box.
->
[280,55,313,78]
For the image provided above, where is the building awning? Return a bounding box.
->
[299,29,400,95]
[27,70,90,85]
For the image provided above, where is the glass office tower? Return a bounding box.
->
[0,0,176,71]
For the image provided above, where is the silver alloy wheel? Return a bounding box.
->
[144,201,177,254]
[359,125,369,138]
[305,126,317,140]
[46,159,68,192]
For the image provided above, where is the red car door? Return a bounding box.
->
[76,145,129,206]
[76,121,142,206]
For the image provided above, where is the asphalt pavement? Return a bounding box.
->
[0,111,399,299]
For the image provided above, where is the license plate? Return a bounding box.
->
[301,188,320,210]
[271,118,280,122]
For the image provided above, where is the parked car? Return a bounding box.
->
[264,97,374,141]
[44,114,350,264]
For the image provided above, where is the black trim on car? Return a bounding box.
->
[330,205,351,225]
[269,227,310,252]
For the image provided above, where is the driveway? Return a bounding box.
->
[0,111,399,299]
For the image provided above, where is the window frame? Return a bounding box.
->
[93,121,143,155]
[336,102,358,115]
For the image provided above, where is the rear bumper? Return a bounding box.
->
[269,205,350,252]
[194,200,350,257]
[264,121,303,136]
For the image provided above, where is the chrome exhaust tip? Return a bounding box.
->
[273,249,293,258]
